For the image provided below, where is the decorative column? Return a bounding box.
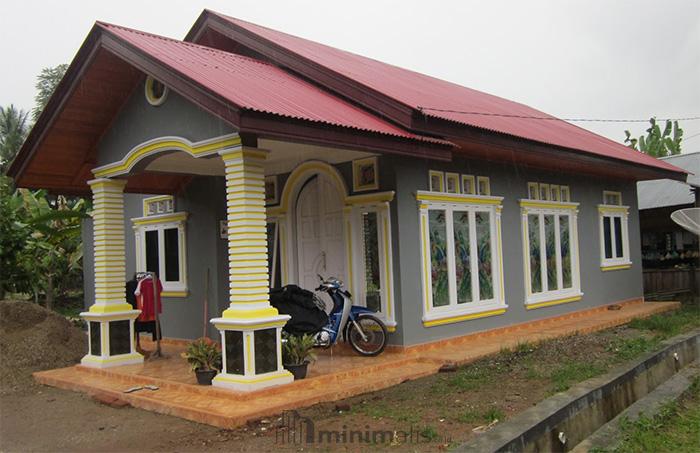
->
[211,148,293,391]
[80,178,143,368]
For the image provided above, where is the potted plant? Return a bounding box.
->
[282,334,316,380]
[181,338,222,385]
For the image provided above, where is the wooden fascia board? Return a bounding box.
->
[192,14,416,129]
[417,114,687,182]
[7,26,104,181]
[239,111,453,161]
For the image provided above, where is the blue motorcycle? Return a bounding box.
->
[313,274,388,356]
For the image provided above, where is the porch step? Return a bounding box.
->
[34,357,440,429]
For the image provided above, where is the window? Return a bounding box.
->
[346,200,395,329]
[520,198,582,309]
[599,195,631,271]
[133,210,188,296]
[462,175,476,195]
[477,176,491,196]
[429,170,445,192]
[528,181,570,203]
[144,76,169,106]
[445,173,460,194]
[267,221,281,288]
[418,191,506,326]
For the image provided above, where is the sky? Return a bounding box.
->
[1,0,699,152]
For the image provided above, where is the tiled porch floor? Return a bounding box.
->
[34,300,679,428]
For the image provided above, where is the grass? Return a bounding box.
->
[629,305,700,338]
[607,336,661,362]
[599,378,700,453]
[457,407,505,424]
[549,361,607,393]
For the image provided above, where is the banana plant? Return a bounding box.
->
[624,118,683,157]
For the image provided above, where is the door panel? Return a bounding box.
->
[295,175,346,297]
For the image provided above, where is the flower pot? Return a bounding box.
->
[195,369,217,385]
[284,362,309,380]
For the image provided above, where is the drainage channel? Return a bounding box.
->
[456,328,700,453]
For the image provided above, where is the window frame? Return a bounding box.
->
[520,199,582,309]
[418,191,506,326]
[132,212,188,297]
[347,201,396,329]
[598,204,631,271]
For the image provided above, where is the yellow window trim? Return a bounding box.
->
[416,190,503,205]
[525,294,582,310]
[423,307,506,328]
[161,291,188,298]
[132,212,188,226]
[598,205,629,214]
[601,264,632,271]
[345,191,395,205]
[519,199,579,210]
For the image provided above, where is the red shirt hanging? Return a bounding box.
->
[134,276,163,322]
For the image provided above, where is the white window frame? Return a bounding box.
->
[520,200,582,308]
[132,212,188,296]
[417,191,506,326]
[348,201,396,329]
[598,205,631,270]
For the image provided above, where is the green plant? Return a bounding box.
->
[607,336,660,361]
[549,361,605,393]
[181,338,222,372]
[483,407,505,423]
[419,425,439,441]
[624,118,683,157]
[282,334,317,365]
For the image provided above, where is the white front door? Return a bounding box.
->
[295,175,346,294]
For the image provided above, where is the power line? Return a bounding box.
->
[416,107,700,123]
[683,131,700,141]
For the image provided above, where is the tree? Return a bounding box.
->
[0,105,29,174]
[32,64,68,122]
[624,118,683,158]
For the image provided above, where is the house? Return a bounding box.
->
[637,152,699,299]
[8,10,686,392]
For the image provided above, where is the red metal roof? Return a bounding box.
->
[209,12,682,174]
[99,23,450,146]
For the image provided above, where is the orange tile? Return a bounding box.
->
[34,300,680,429]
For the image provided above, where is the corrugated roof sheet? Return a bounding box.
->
[638,152,699,210]
[212,12,683,174]
[99,23,449,146]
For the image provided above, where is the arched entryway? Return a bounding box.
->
[294,174,346,291]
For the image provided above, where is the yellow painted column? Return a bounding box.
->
[211,148,293,391]
[80,178,142,368]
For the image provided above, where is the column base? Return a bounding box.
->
[212,369,294,392]
[211,313,292,392]
[81,352,144,368]
[80,308,143,368]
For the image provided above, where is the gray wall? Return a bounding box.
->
[82,177,229,340]
[97,87,235,166]
[387,154,643,346]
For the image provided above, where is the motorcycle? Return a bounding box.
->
[312,274,388,356]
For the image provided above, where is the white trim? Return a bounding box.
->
[418,197,506,324]
[520,200,582,306]
[132,214,188,294]
[598,204,632,269]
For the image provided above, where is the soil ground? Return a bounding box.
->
[1,302,698,452]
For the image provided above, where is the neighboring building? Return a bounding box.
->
[638,152,699,299]
[8,10,686,391]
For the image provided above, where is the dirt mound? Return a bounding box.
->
[0,300,86,393]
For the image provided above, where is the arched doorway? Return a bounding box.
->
[294,174,346,293]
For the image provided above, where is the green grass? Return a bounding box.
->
[607,336,661,362]
[603,379,700,452]
[549,361,606,393]
[419,425,439,441]
[629,305,700,338]
[352,401,421,424]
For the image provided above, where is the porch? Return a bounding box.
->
[34,299,679,429]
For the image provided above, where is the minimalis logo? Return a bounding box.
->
[275,410,450,445]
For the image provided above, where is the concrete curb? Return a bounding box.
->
[454,328,700,453]
[572,362,700,453]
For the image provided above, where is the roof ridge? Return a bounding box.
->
[96,21,274,68]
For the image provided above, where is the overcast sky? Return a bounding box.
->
[2,0,699,152]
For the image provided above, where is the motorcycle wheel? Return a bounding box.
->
[347,315,388,356]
